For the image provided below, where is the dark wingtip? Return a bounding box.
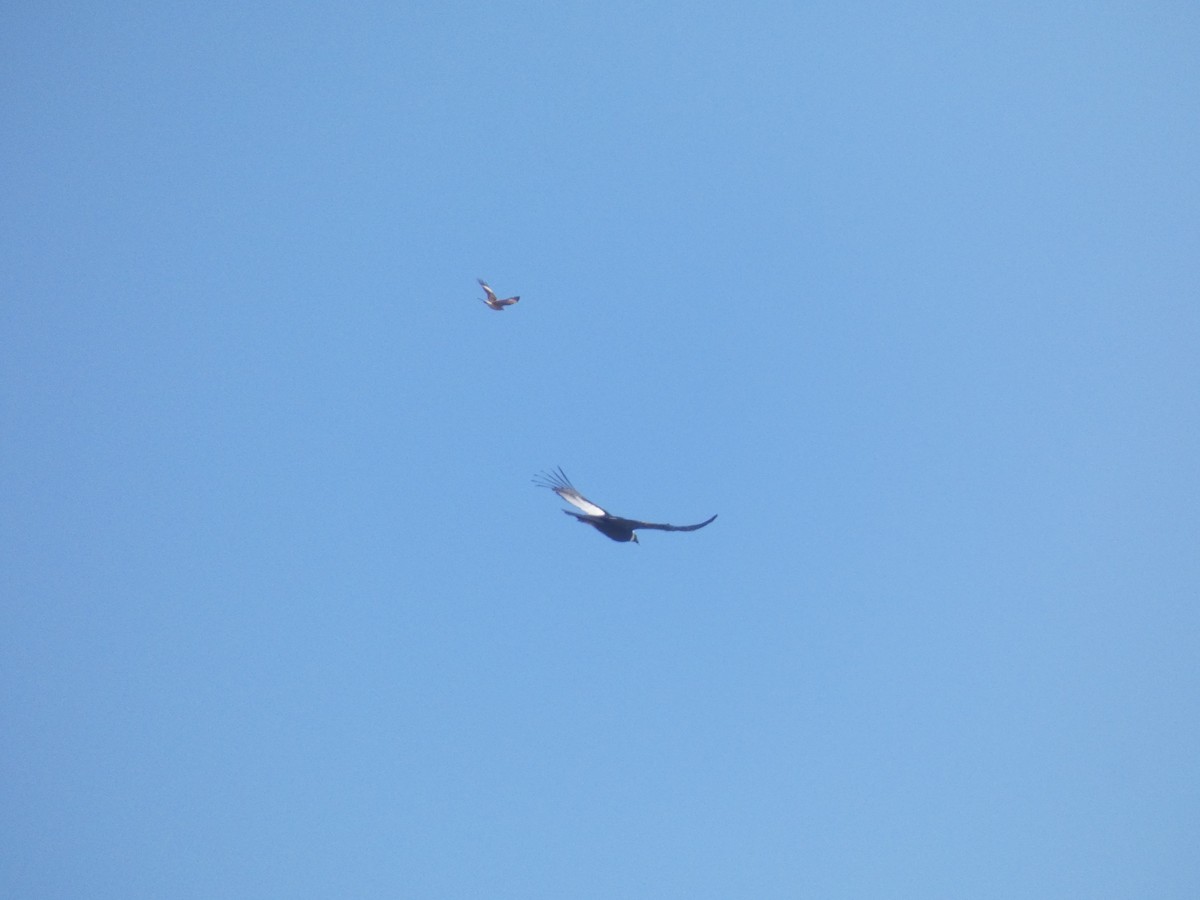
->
[532,467,567,491]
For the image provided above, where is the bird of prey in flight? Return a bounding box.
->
[534,467,717,543]
[478,278,519,311]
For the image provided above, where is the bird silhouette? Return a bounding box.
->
[534,467,717,543]
[477,278,519,310]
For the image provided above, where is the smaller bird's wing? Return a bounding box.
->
[621,513,718,533]
[534,467,609,517]
[497,295,519,306]
[477,279,499,303]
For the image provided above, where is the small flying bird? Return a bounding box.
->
[534,467,717,544]
[478,278,519,311]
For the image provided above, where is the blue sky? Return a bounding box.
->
[3,2,1198,897]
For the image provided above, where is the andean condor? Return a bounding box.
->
[477,278,519,310]
[534,467,717,544]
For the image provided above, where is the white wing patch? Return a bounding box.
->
[555,486,608,517]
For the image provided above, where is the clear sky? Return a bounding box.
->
[3,3,1198,897]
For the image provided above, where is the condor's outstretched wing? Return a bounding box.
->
[533,467,609,517]
[617,513,718,533]
[477,278,498,303]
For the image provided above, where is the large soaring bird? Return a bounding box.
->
[534,467,717,543]
[478,278,519,311]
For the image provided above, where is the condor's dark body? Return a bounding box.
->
[560,509,718,543]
